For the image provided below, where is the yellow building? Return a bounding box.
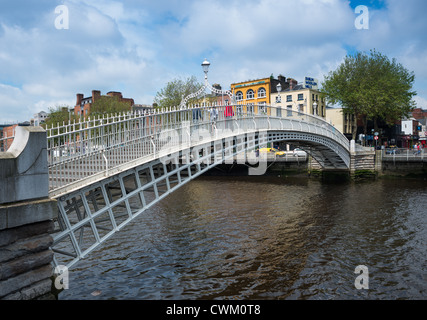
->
[230,76,289,115]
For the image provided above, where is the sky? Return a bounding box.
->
[0,0,426,123]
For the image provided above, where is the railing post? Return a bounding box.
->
[150,135,156,158]
[102,151,108,177]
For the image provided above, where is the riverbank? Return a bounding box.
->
[203,161,427,181]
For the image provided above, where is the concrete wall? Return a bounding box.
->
[0,126,57,300]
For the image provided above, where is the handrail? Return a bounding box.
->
[47,103,350,194]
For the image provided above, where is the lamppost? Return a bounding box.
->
[202,58,210,83]
[276,82,282,104]
[313,102,318,116]
[179,59,235,108]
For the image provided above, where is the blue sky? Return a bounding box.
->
[0,0,426,123]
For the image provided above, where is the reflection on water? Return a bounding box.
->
[60,176,427,300]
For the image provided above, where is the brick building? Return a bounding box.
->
[0,124,18,151]
[74,90,135,117]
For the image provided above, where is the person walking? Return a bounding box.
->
[210,106,218,133]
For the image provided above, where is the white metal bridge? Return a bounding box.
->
[47,103,350,269]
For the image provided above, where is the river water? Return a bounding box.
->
[59,175,427,300]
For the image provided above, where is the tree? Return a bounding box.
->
[89,96,132,116]
[321,50,416,140]
[43,105,76,129]
[154,76,205,109]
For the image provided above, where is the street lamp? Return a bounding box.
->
[313,102,318,116]
[202,58,210,80]
[276,83,282,103]
[179,59,234,108]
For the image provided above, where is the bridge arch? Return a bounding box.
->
[47,104,350,268]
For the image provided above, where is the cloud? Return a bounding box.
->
[0,0,426,123]
[161,0,354,57]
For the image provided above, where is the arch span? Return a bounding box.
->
[48,104,350,268]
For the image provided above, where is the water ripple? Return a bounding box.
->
[60,177,427,300]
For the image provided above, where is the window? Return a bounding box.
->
[287,105,293,117]
[258,102,267,114]
[298,94,304,101]
[236,91,243,101]
[258,88,266,98]
[276,108,282,117]
[276,95,282,103]
[247,103,254,115]
[286,95,292,102]
[236,105,243,115]
[247,89,254,100]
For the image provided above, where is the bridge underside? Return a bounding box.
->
[268,131,350,169]
[50,129,350,269]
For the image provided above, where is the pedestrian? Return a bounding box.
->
[224,105,234,130]
[210,107,218,132]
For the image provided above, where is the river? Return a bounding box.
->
[59,175,427,300]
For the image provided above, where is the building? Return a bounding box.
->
[74,90,135,117]
[210,83,233,106]
[132,104,153,113]
[325,107,355,138]
[272,81,326,118]
[0,124,18,151]
[31,111,48,126]
[230,75,290,115]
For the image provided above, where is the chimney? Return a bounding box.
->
[277,75,286,83]
[92,90,101,102]
[288,78,297,90]
[76,93,83,106]
[107,91,122,98]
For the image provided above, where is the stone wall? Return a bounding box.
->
[350,140,376,174]
[0,126,57,300]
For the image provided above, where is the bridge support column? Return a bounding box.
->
[349,140,377,179]
[0,126,57,300]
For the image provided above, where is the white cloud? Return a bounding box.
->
[0,0,426,124]
[414,96,427,109]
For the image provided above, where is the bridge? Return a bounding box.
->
[45,103,351,270]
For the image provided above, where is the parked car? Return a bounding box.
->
[292,148,307,157]
[259,147,285,156]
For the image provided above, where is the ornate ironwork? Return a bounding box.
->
[179,59,235,108]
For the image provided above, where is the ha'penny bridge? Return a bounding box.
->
[0,60,367,300]
[46,102,352,270]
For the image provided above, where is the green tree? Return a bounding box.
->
[154,76,204,109]
[43,105,76,129]
[321,50,416,140]
[89,96,132,116]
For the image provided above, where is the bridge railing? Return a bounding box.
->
[382,147,426,161]
[47,103,349,196]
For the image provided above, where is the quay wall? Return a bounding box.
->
[0,126,57,300]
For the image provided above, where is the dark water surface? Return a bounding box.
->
[59,176,427,300]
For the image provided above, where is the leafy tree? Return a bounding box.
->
[43,105,76,128]
[321,50,416,140]
[154,76,205,109]
[89,96,132,116]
